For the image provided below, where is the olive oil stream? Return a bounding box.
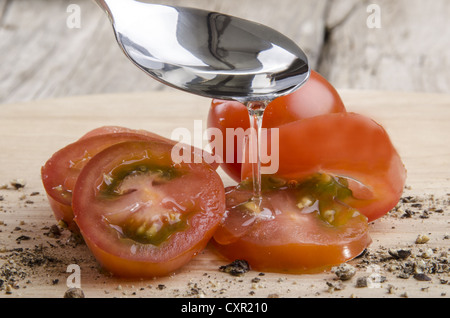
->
[244,100,270,205]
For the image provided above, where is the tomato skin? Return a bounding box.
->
[82,236,207,277]
[213,223,370,274]
[45,195,79,232]
[208,70,346,182]
[72,140,225,278]
[78,125,173,142]
[263,70,346,127]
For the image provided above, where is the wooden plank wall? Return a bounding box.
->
[0,0,449,105]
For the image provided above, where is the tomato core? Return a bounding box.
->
[96,159,190,246]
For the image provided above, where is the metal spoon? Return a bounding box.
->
[94,0,310,103]
[94,0,310,201]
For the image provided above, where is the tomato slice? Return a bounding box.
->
[42,126,217,231]
[72,140,225,277]
[240,112,406,222]
[207,70,346,182]
[212,174,372,274]
[212,111,405,273]
[41,132,163,231]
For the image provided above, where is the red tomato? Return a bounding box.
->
[210,87,405,272]
[208,70,346,182]
[213,113,405,272]
[72,140,225,277]
[212,174,372,273]
[41,132,161,231]
[42,126,217,232]
[240,112,407,222]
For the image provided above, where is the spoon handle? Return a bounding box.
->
[94,0,139,21]
[93,0,109,11]
[94,0,128,18]
[93,0,113,18]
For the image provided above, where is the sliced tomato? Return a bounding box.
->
[212,112,405,273]
[42,126,217,231]
[208,70,346,182]
[240,112,406,222]
[72,140,225,277]
[213,174,372,273]
[42,132,161,231]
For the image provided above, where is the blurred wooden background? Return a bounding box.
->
[1,0,449,105]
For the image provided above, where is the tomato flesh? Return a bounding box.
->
[72,140,225,277]
[96,158,188,246]
[212,174,371,273]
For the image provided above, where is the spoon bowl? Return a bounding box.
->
[95,0,310,103]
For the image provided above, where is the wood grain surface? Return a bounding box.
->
[1,0,449,105]
[0,90,449,298]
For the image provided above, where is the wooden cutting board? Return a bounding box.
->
[0,90,449,299]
